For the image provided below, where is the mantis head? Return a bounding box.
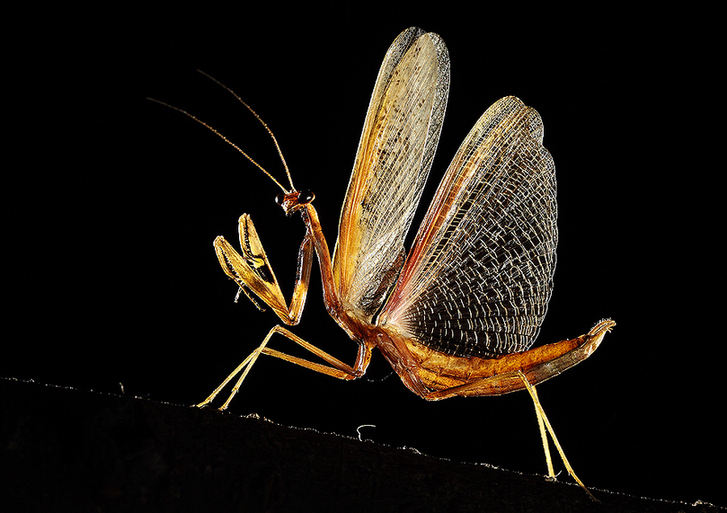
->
[275,189,315,216]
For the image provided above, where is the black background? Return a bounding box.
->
[4,2,724,507]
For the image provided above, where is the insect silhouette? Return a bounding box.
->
[152,27,614,497]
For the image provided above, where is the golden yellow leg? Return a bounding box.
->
[197,325,369,410]
[530,384,556,479]
[517,371,597,501]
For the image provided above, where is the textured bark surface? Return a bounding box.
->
[1,377,721,513]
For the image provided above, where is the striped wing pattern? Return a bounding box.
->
[380,97,557,357]
[332,27,450,321]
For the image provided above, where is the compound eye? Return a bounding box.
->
[274,193,285,205]
[299,189,315,204]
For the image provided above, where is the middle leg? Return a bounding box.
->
[197,324,372,410]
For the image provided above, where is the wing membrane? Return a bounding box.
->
[332,27,450,321]
[380,97,557,357]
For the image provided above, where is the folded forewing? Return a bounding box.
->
[380,97,557,357]
[332,27,449,321]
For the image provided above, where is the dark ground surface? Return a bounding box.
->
[1,378,722,513]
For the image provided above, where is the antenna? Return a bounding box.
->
[147,97,290,193]
[196,70,296,192]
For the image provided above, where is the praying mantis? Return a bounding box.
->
[152,27,614,498]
